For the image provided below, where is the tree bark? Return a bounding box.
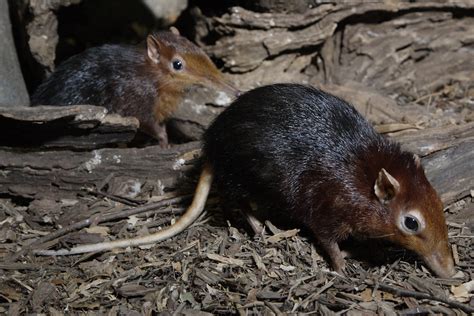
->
[0,105,138,149]
[0,0,29,106]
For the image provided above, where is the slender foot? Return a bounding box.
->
[322,241,346,274]
[238,201,265,236]
[245,212,265,236]
[153,122,169,148]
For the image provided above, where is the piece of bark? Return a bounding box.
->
[200,2,473,69]
[422,141,473,205]
[332,11,474,98]
[27,0,82,72]
[168,85,235,141]
[0,0,29,106]
[0,141,200,199]
[316,82,410,125]
[237,0,321,14]
[390,122,474,204]
[0,105,139,149]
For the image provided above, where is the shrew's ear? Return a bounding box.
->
[169,26,180,35]
[374,168,400,204]
[147,35,161,64]
[413,154,422,168]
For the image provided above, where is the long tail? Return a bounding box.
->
[34,164,213,255]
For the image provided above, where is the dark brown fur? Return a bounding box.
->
[204,84,455,277]
[31,30,238,145]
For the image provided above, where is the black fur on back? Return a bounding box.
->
[203,84,418,240]
[31,44,158,128]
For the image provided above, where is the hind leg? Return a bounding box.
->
[219,194,266,236]
[243,211,265,236]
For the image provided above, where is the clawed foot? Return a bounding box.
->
[323,241,348,275]
[153,122,170,148]
[333,257,347,276]
[244,212,266,236]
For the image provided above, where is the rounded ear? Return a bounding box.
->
[147,35,161,64]
[374,168,400,204]
[169,26,180,35]
[413,154,422,168]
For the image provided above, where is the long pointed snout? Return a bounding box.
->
[214,78,241,98]
[201,70,241,98]
[423,247,456,278]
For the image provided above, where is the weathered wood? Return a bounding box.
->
[196,2,474,103]
[422,141,473,205]
[0,105,139,149]
[168,85,234,141]
[27,0,82,72]
[0,141,200,199]
[392,122,474,157]
[391,122,474,204]
[0,0,29,106]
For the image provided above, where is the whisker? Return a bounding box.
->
[369,233,395,239]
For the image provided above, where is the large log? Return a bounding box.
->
[0,119,471,205]
[0,141,200,199]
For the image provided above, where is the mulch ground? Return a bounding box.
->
[0,90,473,315]
[1,188,473,315]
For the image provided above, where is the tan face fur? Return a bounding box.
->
[374,162,455,278]
[146,31,238,99]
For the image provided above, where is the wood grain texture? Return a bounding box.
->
[0,105,139,149]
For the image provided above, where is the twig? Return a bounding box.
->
[238,301,265,309]
[411,91,443,104]
[287,274,320,302]
[88,189,145,206]
[373,282,474,313]
[300,278,336,309]
[9,195,191,262]
[0,201,23,221]
[0,263,39,270]
[264,301,284,316]
[372,258,400,298]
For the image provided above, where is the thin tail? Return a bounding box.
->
[34,163,213,255]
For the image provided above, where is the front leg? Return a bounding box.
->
[320,240,346,274]
[152,122,169,148]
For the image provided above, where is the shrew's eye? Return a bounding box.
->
[403,215,420,233]
[398,211,425,235]
[172,59,184,71]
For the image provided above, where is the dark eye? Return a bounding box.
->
[403,216,420,232]
[172,59,183,71]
